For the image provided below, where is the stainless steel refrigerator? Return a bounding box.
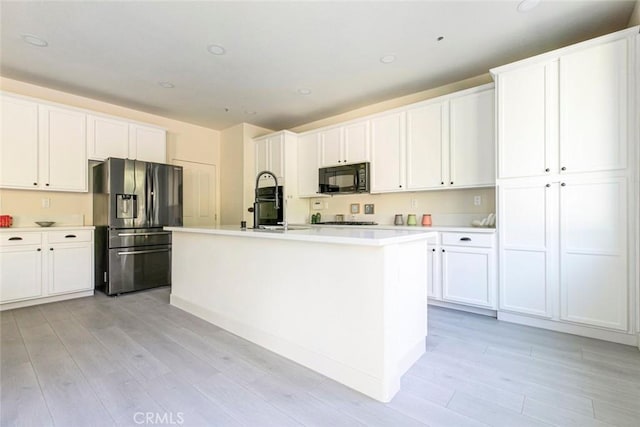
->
[93,158,183,295]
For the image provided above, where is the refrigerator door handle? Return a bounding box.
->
[117,232,171,237]
[117,248,170,256]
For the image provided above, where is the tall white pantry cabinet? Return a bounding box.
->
[491,27,639,345]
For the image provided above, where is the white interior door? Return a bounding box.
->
[174,160,217,227]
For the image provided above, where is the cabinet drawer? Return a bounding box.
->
[47,230,93,244]
[0,232,41,247]
[441,232,495,248]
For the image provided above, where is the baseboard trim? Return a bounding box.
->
[0,290,94,311]
[428,299,497,317]
[498,311,639,347]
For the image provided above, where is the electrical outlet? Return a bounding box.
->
[411,199,418,209]
[473,195,481,206]
[364,204,375,214]
[42,198,50,208]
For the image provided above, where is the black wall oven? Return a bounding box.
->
[255,186,283,226]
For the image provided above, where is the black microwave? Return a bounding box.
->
[318,162,370,194]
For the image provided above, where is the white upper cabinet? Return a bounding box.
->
[559,38,628,173]
[319,120,370,167]
[370,111,406,192]
[1,95,87,192]
[297,131,320,197]
[495,34,632,179]
[39,105,87,192]
[496,62,552,179]
[88,116,166,163]
[319,127,342,167]
[342,120,369,165]
[449,88,495,187]
[0,95,39,189]
[406,101,446,190]
[86,114,130,160]
[129,124,166,163]
[406,85,495,191]
[254,131,292,185]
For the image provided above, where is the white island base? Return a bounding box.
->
[168,226,432,402]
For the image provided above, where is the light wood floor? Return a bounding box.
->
[1,287,639,426]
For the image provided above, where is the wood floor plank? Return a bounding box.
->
[194,372,302,426]
[387,390,487,427]
[308,377,428,427]
[447,391,551,427]
[592,399,640,427]
[0,361,53,427]
[523,397,614,427]
[90,325,172,382]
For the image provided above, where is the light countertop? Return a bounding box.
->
[303,224,496,233]
[166,225,437,246]
[0,226,95,232]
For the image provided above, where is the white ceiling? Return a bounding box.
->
[0,1,636,131]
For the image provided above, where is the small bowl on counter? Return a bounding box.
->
[35,221,55,227]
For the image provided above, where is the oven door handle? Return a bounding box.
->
[117,232,171,237]
[117,248,170,256]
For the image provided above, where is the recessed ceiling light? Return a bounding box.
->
[380,55,396,64]
[297,88,312,95]
[517,0,540,13]
[158,81,174,88]
[207,44,226,55]
[21,34,48,47]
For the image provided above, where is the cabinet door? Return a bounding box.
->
[47,243,92,295]
[559,175,628,331]
[426,238,441,300]
[498,179,557,317]
[559,38,628,173]
[130,125,166,163]
[343,120,369,164]
[255,137,269,177]
[370,112,405,192]
[0,246,43,302]
[39,105,87,191]
[297,132,320,197]
[0,95,40,189]
[406,101,446,190]
[497,62,557,179]
[268,135,285,180]
[87,115,129,160]
[319,127,343,166]
[450,89,495,187]
[441,246,495,308]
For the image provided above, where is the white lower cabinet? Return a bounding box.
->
[0,229,94,309]
[498,173,630,332]
[428,231,497,310]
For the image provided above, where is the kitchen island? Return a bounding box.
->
[166,225,435,402]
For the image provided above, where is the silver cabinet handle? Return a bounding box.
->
[117,248,170,256]
[117,232,171,237]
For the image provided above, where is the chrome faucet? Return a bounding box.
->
[253,170,280,228]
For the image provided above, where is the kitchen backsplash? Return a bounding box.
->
[307,187,496,227]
